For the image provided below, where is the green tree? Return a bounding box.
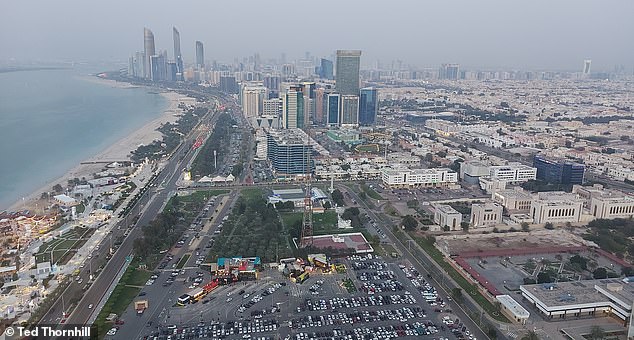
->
[401,215,418,231]
[521,222,530,232]
[358,191,367,200]
[593,267,608,279]
[331,189,345,207]
[588,325,605,340]
[451,287,463,303]
[544,222,555,230]
[52,184,63,193]
[406,199,419,209]
[537,271,552,284]
[461,222,470,232]
[323,201,332,210]
[521,330,540,340]
[424,153,434,162]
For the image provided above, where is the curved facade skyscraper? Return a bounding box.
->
[143,28,156,79]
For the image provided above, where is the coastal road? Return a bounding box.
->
[39,98,227,327]
[340,184,491,340]
[113,191,239,340]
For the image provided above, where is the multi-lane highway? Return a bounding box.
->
[38,98,229,327]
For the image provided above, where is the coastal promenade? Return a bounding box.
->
[36,87,228,327]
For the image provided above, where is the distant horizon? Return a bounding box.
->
[1,0,632,73]
[0,57,627,75]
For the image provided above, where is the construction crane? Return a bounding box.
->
[299,128,314,248]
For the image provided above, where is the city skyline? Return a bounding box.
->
[2,0,634,72]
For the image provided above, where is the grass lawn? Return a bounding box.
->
[342,278,356,293]
[176,254,191,269]
[355,144,380,153]
[360,184,383,200]
[126,268,152,287]
[94,284,141,335]
[34,228,94,265]
[240,188,264,201]
[94,261,147,335]
[281,210,354,235]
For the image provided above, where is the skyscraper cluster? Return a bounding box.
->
[128,26,205,82]
[129,29,378,129]
[238,49,378,131]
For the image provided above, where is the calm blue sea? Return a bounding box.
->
[0,67,167,210]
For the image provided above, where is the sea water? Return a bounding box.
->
[0,67,167,210]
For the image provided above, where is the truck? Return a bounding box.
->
[135,300,149,315]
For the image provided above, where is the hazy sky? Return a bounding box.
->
[2,0,633,71]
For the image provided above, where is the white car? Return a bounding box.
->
[88,304,93,309]
[106,328,117,336]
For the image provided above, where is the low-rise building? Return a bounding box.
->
[521,279,634,322]
[434,205,462,230]
[496,295,530,325]
[53,194,78,207]
[492,189,534,214]
[381,168,457,188]
[530,192,584,224]
[460,160,491,184]
[489,163,537,183]
[470,202,503,228]
[589,192,634,219]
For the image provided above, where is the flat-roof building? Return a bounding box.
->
[493,189,534,214]
[267,129,314,176]
[434,204,462,231]
[521,279,634,322]
[533,155,585,185]
[489,163,537,183]
[381,168,457,188]
[530,191,584,224]
[496,295,530,324]
[470,202,503,228]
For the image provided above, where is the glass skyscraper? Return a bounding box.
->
[173,27,184,79]
[143,28,156,79]
[340,95,359,127]
[335,50,361,96]
[326,93,340,126]
[195,41,204,69]
[320,58,334,80]
[283,85,305,129]
[533,155,585,185]
[359,87,378,126]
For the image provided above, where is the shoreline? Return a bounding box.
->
[5,78,195,213]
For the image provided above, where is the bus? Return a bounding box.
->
[295,272,309,284]
[177,294,191,306]
[188,288,206,302]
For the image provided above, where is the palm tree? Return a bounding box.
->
[521,330,540,340]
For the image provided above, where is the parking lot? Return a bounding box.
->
[134,253,479,340]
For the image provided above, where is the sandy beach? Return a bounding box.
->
[6,79,195,213]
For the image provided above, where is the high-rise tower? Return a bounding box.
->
[173,27,184,78]
[143,28,156,79]
[195,41,205,70]
[335,50,361,96]
[583,59,592,75]
[359,87,378,126]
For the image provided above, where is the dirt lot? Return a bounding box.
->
[435,229,590,256]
